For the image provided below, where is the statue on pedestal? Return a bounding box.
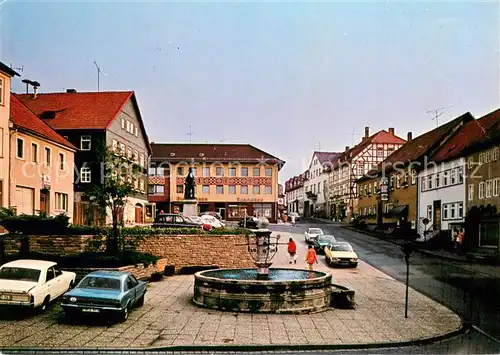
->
[184,167,196,200]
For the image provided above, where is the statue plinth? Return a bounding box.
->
[180,199,198,217]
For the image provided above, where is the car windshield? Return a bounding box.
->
[319,235,336,243]
[330,243,353,252]
[0,267,41,282]
[78,276,121,290]
[309,228,323,234]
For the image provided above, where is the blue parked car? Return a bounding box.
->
[60,270,147,322]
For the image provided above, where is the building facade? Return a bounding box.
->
[303,152,340,218]
[285,172,306,216]
[463,109,500,251]
[17,90,151,225]
[0,63,20,209]
[330,127,406,221]
[9,95,76,219]
[357,114,474,232]
[417,158,466,237]
[149,143,284,223]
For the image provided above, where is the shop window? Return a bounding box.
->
[253,203,272,218]
[228,205,248,218]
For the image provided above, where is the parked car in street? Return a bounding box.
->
[184,216,213,231]
[0,260,76,311]
[201,211,224,221]
[324,242,358,267]
[313,235,337,254]
[238,216,259,229]
[61,270,147,322]
[289,212,300,221]
[200,214,225,228]
[152,213,202,229]
[304,228,324,244]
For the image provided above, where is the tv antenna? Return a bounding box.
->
[220,136,226,143]
[10,63,23,72]
[317,141,322,151]
[351,127,361,146]
[187,125,194,143]
[93,61,105,92]
[426,105,453,127]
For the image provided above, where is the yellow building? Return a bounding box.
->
[10,94,76,219]
[149,143,285,222]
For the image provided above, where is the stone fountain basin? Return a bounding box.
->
[193,268,333,314]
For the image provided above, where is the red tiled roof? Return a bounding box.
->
[314,151,341,165]
[432,109,500,162]
[16,91,133,130]
[10,95,76,150]
[357,113,474,181]
[151,143,285,167]
[332,130,406,169]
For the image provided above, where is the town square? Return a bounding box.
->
[0,1,499,354]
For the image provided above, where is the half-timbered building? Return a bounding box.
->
[329,127,406,220]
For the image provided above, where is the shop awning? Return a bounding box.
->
[389,205,408,217]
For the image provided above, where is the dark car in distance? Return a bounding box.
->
[238,217,259,229]
[314,235,337,254]
[152,214,202,229]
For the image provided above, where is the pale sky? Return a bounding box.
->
[2,1,499,183]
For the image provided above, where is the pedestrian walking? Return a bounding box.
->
[287,238,297,264]
[305,245,318,271]
[283,214,288,224]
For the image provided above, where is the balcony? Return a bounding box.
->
[306,191,317,200]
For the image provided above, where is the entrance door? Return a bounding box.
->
[218,208,226,220]
[135,204,143,224]
[433,200,441,231]
[40,192,49,215]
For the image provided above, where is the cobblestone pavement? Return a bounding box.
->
[0,232,461,350]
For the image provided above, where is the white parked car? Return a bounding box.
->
[304,228,324,244]
[200,214,225,228]
[289,212,300,221]
[0,260,76,311]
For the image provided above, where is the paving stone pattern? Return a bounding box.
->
[0,232,460,349]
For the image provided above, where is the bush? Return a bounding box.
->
[0,213,70,235]
[4,250,159,268]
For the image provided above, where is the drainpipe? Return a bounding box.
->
[8,121,17,209]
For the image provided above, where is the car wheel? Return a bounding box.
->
[120,304,131,322]
[67,281,74,291]
[40,296,50,312]
[136,295,145,307]
[352,263,358,268]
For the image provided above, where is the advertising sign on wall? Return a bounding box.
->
[380,177,389,201]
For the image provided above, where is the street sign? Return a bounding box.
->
[380,177,389,201]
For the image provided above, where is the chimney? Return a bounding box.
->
[66,89,77,93]
[388,127,395,135]
[31,81,40,99]
[364,126,369,138]
[407,132,412,141]
[345,145,350,152]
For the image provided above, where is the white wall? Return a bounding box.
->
[305,154,329,210]
[417,158,466,235]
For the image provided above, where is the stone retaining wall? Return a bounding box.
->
[2,234,254,271]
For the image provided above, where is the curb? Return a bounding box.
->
[1,322,469,353]
[339,225,468,263]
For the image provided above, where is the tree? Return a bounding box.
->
[84,142,142,254]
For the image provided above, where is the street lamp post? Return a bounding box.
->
[402,241,415,318]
